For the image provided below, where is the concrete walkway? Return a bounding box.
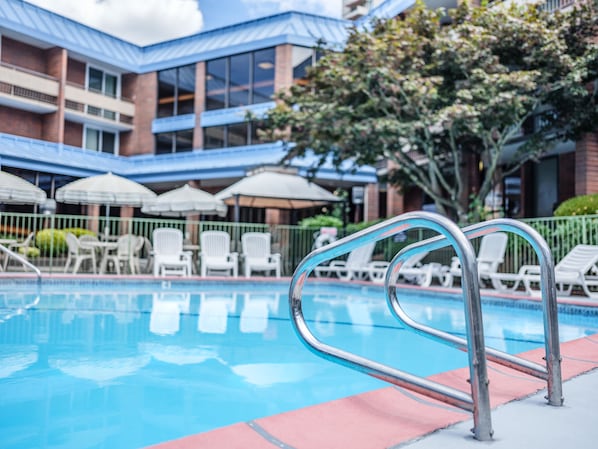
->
[401,368,598,449]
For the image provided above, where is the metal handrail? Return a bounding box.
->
[289,211,493,441]
[0,244,42,283]
[385,218,562,406]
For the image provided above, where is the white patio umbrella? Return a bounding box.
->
[55,172,156,207]
[141,184,227,217]
[0,170,47,205]
[55,172,156,233]
[215,170,341,221]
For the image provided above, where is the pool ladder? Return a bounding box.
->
[289,211,562,441]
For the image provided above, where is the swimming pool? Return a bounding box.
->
[1,279,597,449]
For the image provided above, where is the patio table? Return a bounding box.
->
[86,241,119,274]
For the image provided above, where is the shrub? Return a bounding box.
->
[554,194,598,217]
[18,246,40,258]
[62,227,96,238]
[35,229,67,256]
[298,215,343,229]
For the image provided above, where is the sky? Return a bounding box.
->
[24,0,345,45]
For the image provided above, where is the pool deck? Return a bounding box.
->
[140,281,598,449]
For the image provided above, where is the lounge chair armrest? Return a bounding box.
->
[518,264,540,275]
[328,260,347,268]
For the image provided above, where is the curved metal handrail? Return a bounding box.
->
[385,218,562,406]
[289,211,493,441]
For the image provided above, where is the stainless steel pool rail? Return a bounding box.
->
[0,243,42,283]
[385,218,563,408]
[289,211,494,441]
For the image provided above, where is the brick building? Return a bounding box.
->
[0,0,591,224]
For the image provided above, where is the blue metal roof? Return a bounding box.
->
[0,133,377,184]
[3,0,411,73]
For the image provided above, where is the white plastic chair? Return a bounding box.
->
[104,234,144,275]
[152,228,192,277]
[4,232,36,270]
[241,232,281,278]
[64,233,97,274]
[314,242,376,281]
[199,231,238,277]
[443,232,508,287]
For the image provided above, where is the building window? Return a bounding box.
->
[205,48,275,111]
[155,130,194,154]
[84,127,117,154]
[203,121,269,149]
[292,46,322,85]
[157,64,196,118]
[87,66,118,98]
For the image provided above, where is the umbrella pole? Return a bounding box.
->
[234,194,240,223]
[105,205,110,238]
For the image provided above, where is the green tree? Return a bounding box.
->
[262,1,598,223]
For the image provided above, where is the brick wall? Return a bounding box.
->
[274,45,293,93]
[43,47,66,143]
[0,106,42,139]
[66,58,86,85]
[63,121,83,147]
[122,72,157,156]
[1,37,47,74]
[194,62,205,149]
[365,183,379,221]
[575,133,598,195]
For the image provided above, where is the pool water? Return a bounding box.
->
[1,280,597,449]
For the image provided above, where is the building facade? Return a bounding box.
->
[0,0,591,225]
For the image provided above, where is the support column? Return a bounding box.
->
[575,133,598,196]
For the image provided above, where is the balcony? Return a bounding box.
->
[64,83,135,131]
[0,63,58,113]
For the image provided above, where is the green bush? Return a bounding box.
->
[62,227,96,238]
[554,194,598,217]
[298,215,343,229]
[35,229,67,256]
[18,246,40,258]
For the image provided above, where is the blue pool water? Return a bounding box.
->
[1,279,598,449]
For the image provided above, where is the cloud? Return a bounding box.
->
[25,0,204,45]
[240,0,343,19]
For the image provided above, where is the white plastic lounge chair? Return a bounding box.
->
[443,232,508,287]
[199,231,238,277]
[152,228,192,277]
[241,232,281,278]
[492,244,598,297]
[197,292,236,334]
[314,242,376,281]
[369,251,448,287]
[64,232,97,274]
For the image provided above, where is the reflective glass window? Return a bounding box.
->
[253,48,275,103]
[227,123,248,147]
[229,53,250,107]
[206,58,227,110]
[204,126,226,149]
